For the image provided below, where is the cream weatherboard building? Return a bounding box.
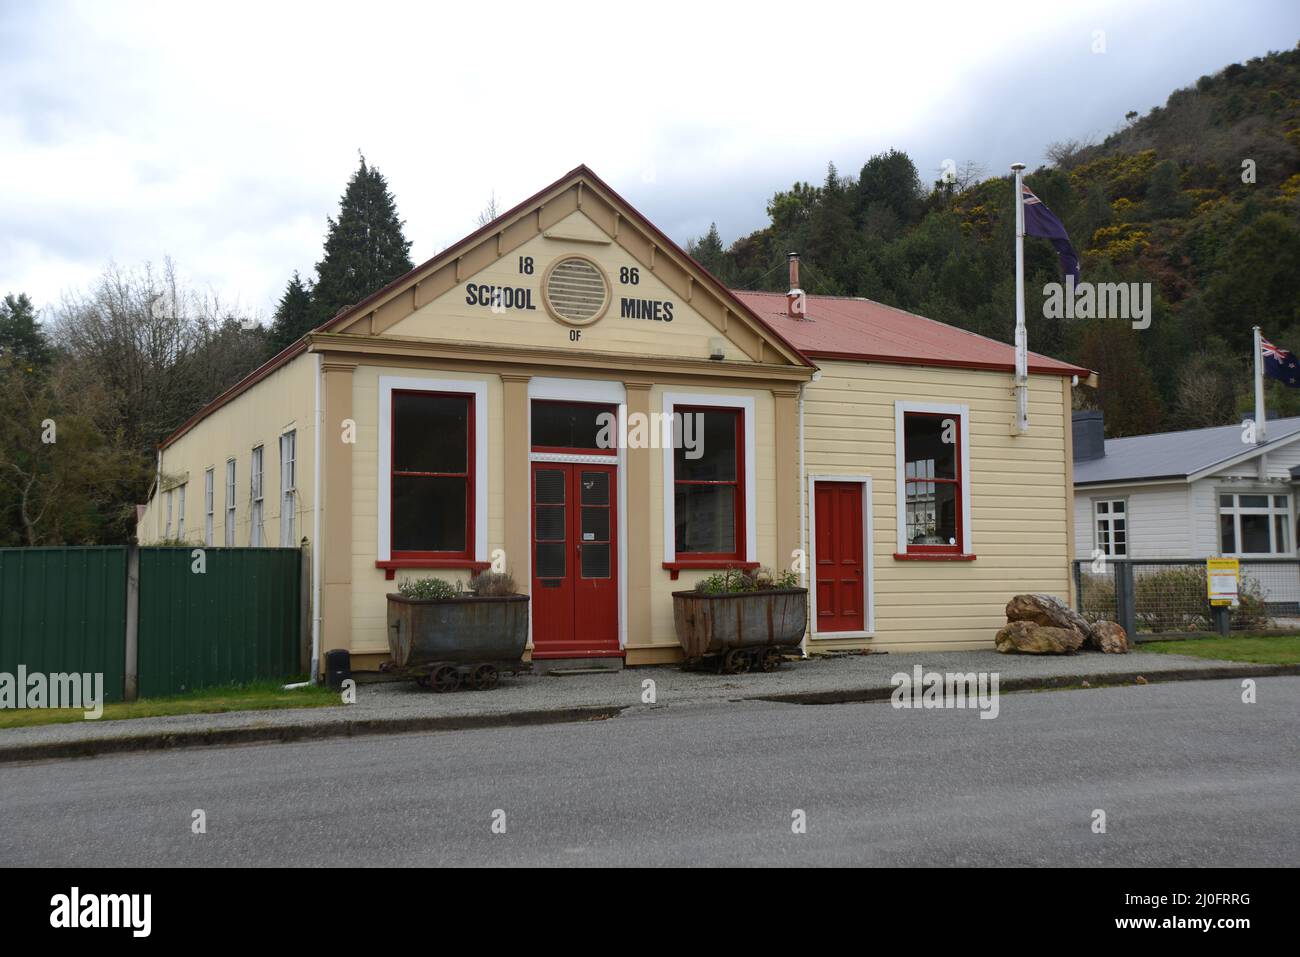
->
[138,166,1092,675]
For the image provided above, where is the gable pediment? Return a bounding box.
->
[322,167,810,370]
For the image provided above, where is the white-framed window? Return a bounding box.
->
[1094,498,1127,557]
[376,376,489,564]
[176,483,186,539]
[660,392,757,567]
[1219,491,1291,556]
[225,458,236,547]
[280,430,296,546]
[164,489,173,539]
[250,445,264,547]
[893,401,972,556]
[204,468,215,546]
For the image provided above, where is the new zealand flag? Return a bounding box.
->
[1022,185,1081,281]
[1262,336,1300,387]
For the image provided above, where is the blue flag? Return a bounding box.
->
[1022,184,1080,281]
[1262,336,1300,387]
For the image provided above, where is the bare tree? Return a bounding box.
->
[1045,137,1096,171]
[475,192,500,227]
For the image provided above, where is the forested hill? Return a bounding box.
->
[687,44,1300,438]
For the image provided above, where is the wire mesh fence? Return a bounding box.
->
[1073,559,1300,637]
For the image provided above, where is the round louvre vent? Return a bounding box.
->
[543,256,609,325]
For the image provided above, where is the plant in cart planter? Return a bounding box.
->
[384,572,529,692]
[672,567,808,674]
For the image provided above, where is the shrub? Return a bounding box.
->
[1134,566,1272,633]
[1078,572,1117,623]
[469,570,517,596]
[397,577,460,600]
[694,566,801,595]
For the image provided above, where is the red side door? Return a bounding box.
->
[814,481,864,633]
[531,463,619,658]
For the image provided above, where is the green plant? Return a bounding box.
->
[397,577,460,600]
[469,570,517,596]
[693,566,801,595]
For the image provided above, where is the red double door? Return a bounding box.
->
[814,481,865,633]
[531,462,619,658]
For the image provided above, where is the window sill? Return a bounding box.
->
[376,558,491,580]
[662,560,759,581]
[892,552,977,562]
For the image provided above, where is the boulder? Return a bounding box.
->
[1005,593,1092,643]
[1088,619,1130,654]
[995,619,1085,655]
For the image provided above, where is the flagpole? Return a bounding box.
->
[1254,325,1266,444]
[1012,163,1028,434]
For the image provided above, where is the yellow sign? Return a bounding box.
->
[1207,557,1240,606]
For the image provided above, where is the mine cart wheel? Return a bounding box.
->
[470,664,499,691]
[723,648,751,675]
[758,648,783,672]
[431,665,460,693]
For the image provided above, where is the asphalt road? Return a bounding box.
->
[1,678,1296,866]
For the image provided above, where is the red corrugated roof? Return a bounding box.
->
[729,290,1089,377]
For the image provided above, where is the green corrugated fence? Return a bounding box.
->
[0,545,303,703]
[0,546,128,702]
[137,547,301,697]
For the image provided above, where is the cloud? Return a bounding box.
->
[2,0,1297,315]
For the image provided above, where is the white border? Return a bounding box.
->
[661,392,757,564]
[528,377,628,650]
[807,474,875,638]
[893,400,972,555]
[377,375,489,563]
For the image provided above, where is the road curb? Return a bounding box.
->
[749,663,1300,706]
[2,663,1296,764]
[0,705,626,765]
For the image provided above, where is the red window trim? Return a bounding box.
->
[672,405,745,563]
[389,389,475,563]
[662,560,759,581]
[902,410,964,556]
[530,398,618,456]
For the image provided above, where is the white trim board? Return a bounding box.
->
[893,400,972,555]
[660,392,757,564]
[806,474,875,639]
[377,375,489,563]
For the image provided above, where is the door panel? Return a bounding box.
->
[814,481,865,633]
[531,463,619,657]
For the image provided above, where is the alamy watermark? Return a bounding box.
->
[594,409,703,459]
[891,664,1000,719]
[1042,274,1151,330]
[0,666,104,719]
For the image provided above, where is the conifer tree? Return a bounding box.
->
[268,272,315,353]
[310,155,414,326]
[0,293,53,368]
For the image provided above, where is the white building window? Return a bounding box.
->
[164,489,173,539]
[204,468,215,546]
[280,430,296,546]
[250,445,264,547]
[1094,499,1127,557]
[1219,492,1291,556]
[225,459,236,547]
[893,400,972,556]
[176,483,186,539]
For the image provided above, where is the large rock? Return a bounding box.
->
[1088,619,1130,654]
[995,619,1085,655]
[1005,594,1092,643]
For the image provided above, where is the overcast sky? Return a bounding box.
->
[2,0,1297,320]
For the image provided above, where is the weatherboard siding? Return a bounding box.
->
[137,352,318,551]
[1073,483,1192,559]
[803,360,1073,652]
